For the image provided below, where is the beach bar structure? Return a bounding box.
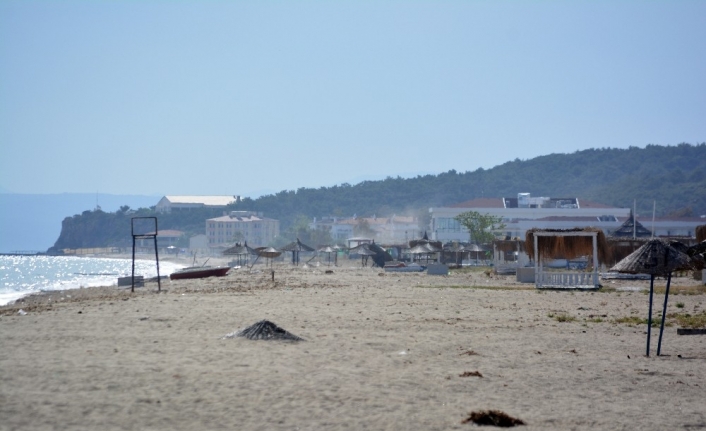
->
[526,228,606,290]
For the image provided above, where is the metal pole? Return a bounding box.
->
[153,234,161,292]
[647,274,654,356]
[131,236,136,293]
[657,272,672,356]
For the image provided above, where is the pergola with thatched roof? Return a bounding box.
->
[525,228,609,289]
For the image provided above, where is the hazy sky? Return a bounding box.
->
[1,1,704,198]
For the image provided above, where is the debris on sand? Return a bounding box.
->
[223,320,304,341]
[459,371,483,378]
[462,410,525,427]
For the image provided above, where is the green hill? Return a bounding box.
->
[50,143,706,251]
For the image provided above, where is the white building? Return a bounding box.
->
[430,194,631,242]
[310,215,422,244]
[155,195,240,213]
[206,211,279,248]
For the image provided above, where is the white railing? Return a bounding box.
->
[536,271,599,289]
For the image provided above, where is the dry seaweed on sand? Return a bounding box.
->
[223,320,304,341]
[462,410,525,427]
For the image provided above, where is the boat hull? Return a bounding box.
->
[169,266,230,280]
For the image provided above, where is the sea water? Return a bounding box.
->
[0,255,184,306]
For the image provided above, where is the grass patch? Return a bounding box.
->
[419,285,533,291]
[450,266,493,274]
[676,302,685,308]
[651,285,706,295]
[613,315,671,327]
[597,286,617,293]
[586,317,604,323]
[548,312,576,322]
[669,311,706,329]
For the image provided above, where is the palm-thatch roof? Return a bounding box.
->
[696,225,706,242]
[409,243,439,254]
[408,235,442,250]
[525,228,609,263]
[224,320,304,341]
[349,243,378,256]
[280,238,315,252]
[493,239,525,253]
[222,241,256,256]
[255,247,282,258]
[686,240,706,271]
[609,239,692,276]
[612,212,652,238]
[349,242,392,267]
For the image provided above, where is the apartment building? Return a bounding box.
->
[206,211,279,248]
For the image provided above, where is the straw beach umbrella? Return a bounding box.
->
[317,246,336,266]
[251,247,282,268]
[610,239,691,356]
[349,243,377,267]
[222,241,256,266]
[280,238,315,265]
[462,243,486,265]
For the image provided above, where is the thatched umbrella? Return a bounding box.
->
[280,238,316,265]
[349,243,377,267]
[686,241,706,271]
[251,246,282,268]
[222,241,256,266]
[462,243,487,265]
[610,239,692,356]
[409,243,438,263]
[317,245,336,266]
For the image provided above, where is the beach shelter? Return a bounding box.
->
[250,246,282,268]
[222,241,256,266]
[409,243,439,263]
[317,246,336,266]
[610,239,692,356]
[280,238,315,265]
[612,211,653,238]
[349,243,377,267]
[462,243,487,265]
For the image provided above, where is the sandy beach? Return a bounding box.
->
[1,261,705,430]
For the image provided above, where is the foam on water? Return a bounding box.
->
[0,255,183,306]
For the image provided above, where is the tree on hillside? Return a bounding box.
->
[353,218,376,238]
[454,211,506,245]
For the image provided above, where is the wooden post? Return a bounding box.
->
[534,235,539,288]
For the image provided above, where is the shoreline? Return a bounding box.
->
[1,265,705,430]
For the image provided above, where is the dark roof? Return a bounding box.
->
[612,213,653,238]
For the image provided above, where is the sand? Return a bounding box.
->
[1,262,705,430]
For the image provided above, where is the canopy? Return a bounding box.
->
[223,241,256,256]
[280,238,315,252]
[610,239,691,276]
[609,239,692,357]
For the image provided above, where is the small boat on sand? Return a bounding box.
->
[169,266,230,280]
[384,262,426,273]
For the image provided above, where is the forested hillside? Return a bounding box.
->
[50,143,706,251]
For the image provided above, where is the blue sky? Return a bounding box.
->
[1,1,704,198]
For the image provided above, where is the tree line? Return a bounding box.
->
[49,143,706,252]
